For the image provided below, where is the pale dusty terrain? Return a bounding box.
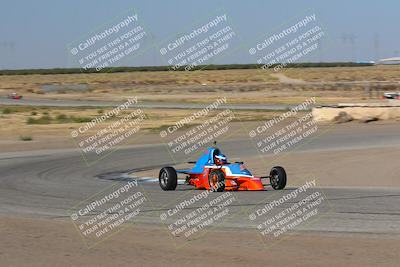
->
[1,216,399,267]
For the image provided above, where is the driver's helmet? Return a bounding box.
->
[214,153,227,165]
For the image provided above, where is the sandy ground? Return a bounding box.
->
[0,109,283,152]
[1,216,399,267]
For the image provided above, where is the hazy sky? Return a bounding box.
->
[1,0,399,69]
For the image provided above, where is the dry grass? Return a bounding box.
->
[0,105,291,152]
[0,66,399,105]
[0,69,277,92]
[282,65,400,82]
[0,106,285,140]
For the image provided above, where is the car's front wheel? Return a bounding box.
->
[270,166,286,190]
[208,170,225,192]
[159,167,178,191]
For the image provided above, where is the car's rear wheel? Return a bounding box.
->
[270,166,286,190]
[159,167,178,191]
[208,170,225,192]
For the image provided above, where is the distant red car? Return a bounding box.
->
[8,92,23,100]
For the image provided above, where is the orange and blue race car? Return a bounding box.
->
[159,146,286,192]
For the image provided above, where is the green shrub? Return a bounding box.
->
[19,136,33,141]
[2,108,12,114]
[31,111,38,115]
[26,114,93,124]
[55,114,68,122]
[0,62,375,76]
[70,116,92,123]
[26,115,52,124]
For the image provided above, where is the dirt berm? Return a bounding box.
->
[312,103,400,122]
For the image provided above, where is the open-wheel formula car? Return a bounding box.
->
[159,146,286,192]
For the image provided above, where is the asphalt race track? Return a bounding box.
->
[1,123,400,238]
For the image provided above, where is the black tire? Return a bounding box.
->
[208,170,225,192]
[159,167,178,191]
[270,166,286,190]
